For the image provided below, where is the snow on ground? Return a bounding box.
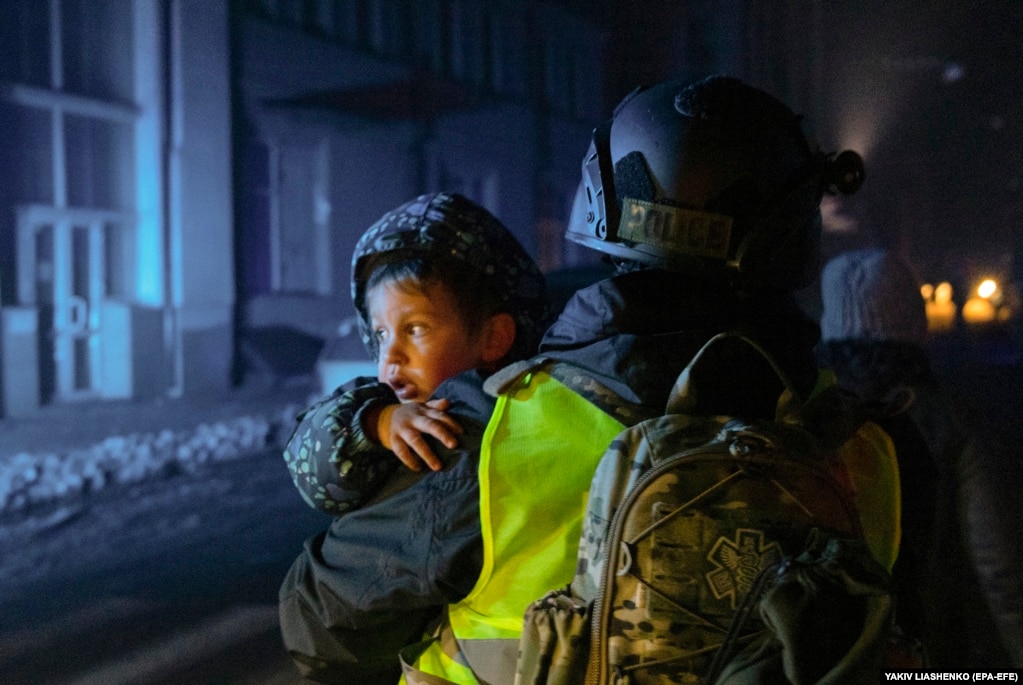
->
[0,379,315,516]
[0,415,285,514]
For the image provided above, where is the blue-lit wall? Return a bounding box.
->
[168,0,235,395]
[0,0,614,415]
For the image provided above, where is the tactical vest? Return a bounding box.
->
[399,363,901,685]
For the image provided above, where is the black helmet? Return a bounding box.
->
[351,192,550,361]
[569,75,864,291]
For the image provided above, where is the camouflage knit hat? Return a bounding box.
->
[351,192,551,361]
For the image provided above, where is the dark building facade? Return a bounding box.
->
[9,1,1007,418]
[0,0,615,416]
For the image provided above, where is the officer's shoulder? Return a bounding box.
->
[483,357,553,397]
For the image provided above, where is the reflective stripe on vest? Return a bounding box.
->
[399,621,477,685]
[405,370,627,685]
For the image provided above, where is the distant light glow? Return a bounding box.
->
[977,279,998,299]
[963,296,995,324]
[925,281,957,332]
[934,281,954,303]
[834,57,964,179]
[942,62,965,83]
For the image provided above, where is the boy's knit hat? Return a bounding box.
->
[820,248,927,344]
[351,192,550,360]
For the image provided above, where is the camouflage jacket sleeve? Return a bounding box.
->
[283,377,400,515]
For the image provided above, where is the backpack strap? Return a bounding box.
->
[666,332,802,422]
[666,332,873,448]
[484,356,656,427]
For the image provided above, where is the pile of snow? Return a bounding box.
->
[0,407,300,515]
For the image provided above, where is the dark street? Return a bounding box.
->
[0,445,326,685]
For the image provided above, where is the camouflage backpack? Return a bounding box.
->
[516,333,896,685]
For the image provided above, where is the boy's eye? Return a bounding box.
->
[373,328,388,342]
[407,323,428,336]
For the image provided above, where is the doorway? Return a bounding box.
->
[18,210,112,402]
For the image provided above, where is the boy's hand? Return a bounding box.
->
[376,398,463,471]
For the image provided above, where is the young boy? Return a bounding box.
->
[282,192,550,515]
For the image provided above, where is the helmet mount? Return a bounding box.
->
[581,119,618,243]
[825,149,866,196]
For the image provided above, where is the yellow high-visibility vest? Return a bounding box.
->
[401,369,626,685]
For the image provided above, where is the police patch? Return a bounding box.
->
[617,197,733,259]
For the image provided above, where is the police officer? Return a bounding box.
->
[280,75,885,685]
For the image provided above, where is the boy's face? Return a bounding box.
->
[366,279,486,403]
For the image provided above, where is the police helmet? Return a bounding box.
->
[568,75,864,291]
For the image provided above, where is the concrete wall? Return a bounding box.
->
[0,308,40,417]
[169,0,235,393]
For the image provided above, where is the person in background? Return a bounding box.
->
[818,247,1023,668]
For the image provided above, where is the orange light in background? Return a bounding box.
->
[923,281,957,332]
[978,279,998,299]
[922,276,1016,330]
[963,278,1013,325]
[963,296,996,324]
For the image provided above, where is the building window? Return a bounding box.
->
[65,113,134,210]
[241,139,333,297]
[0,0,146,401]
[60,0,134,101]
[0,2,51,89]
